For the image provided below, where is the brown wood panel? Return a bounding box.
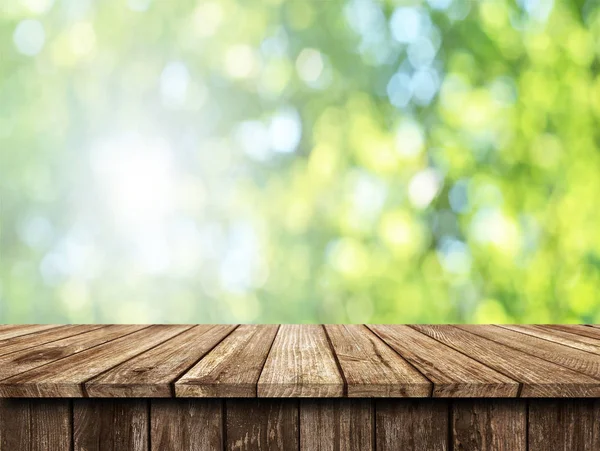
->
[87,325,236,397]
[257,325,343,397]
[501,325,600,355]
[324,325,430,397]
[376,399,448,451]
[225,399,298,451]
[0,325,58,342]
[0,399,70,451]
[74,399,148,451]
[547,324,600,342]
[300,399,373,451]
[0,325,103,357]
[457,325,600,381]
[0,325,145,381]
[150,399,222,451]
[528,400,600,451]
[370,325,518,397]
[0,325,190,397]
[176,325,279,397]
[414,325,600,397]
[452,400,526,451]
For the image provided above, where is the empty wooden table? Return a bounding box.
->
[0,324,599,450]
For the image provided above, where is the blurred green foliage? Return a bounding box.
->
[1,0,600,324]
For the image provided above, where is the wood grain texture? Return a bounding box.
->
[73,399,148,451]
[370,325,518,397]
[376,400,448,451]
[414,325,600,397]
[458,325,600,381]
[150,399,222,451]
[324,325,430,397]
[0,325,190,397]
[257,325,343,397]
[501,325,600,355]
[225,399,298,451]
[452,400,526,451]
[0,325,102,357]
[0,399,70,451]
[87,325,236,397]
[300,399,373,451]
[528,400,600,451]
[0,325,58,342]
[546,324,600,343]
[0,325,145,381]
[176,325,279,397]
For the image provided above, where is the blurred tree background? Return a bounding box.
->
[1,0,600,324]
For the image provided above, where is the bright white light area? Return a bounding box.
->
[234,121,271,161]
[408,168,442,209]
[395,119,425,157]
[13,19,45,56]
[387,72,412,108]
[192,1,223,38]
[389,7,424,43]
[127,0,151,12]
[21,0,54,14]
[225,45,257,79]
[437,237,472,274]
[90,132,176,228]
[296,48,324,84]
[269,108,302,153]
[470,208,520,252]
[160,61,190,109]
[69,22,96,57]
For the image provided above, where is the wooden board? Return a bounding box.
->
[376,400,448,451]
[0,399,70,450]
[300,399,373,451]
[0,325,190,397]
[501,325,600,355]
[324,325,430,397]
[457,325,600,381]
[528,400,600,451]
[369,325,519,397]
[0,325,103,357]
[0,325,145,381]
[176,325,278,397]
[73,400,148,451]
[225,399,298,451]
[86,325,236,397]
[150,399,222,451]
[413,325,600,397]
[0,325,58,342]
[452,400,526,451]
[257,325,343,397]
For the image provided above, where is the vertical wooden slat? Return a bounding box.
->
[225,399,298,451]
[150,399,222,450]
[376,400,448,451]
[300,399,373,451]
[0,399,70,450]
[529,400,600,451]
[452,400,526,451]
[73,399,148,451]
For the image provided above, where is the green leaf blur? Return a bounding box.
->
[1,0,599,324]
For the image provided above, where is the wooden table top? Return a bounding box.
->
[0,324,598,398]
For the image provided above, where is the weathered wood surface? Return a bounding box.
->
[0,324,599,398]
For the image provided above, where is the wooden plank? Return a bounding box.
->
[528,400,600,451]
[0,325,146,381]
[547,324,600,342]
[225,399,298,451]
[0,325,58,342]
[176,325,279,397]
[0,325,103,357]
[501,325,600,355]
[0,399,71,450]
[87,325,236,397]
[150,399,222,451]
[74,399,148,451]
[324,325,430,397]
[452,400,526,451]
[300,399,373,451]
[257,325,344,397]
[369,325,518,397]
[457,325,600,381]
[414,325,600,397]
[0,325,190,397]
[376,399,448,451]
